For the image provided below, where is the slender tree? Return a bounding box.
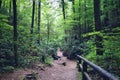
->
[47,18,50,43]
[61,0,67,42]
[30,0,35,47]
[78,0,82,41]
[0,0,2,10]
[13,0,18,66]
[38,0,41,44]
[94,0,103,55]
[61,0,66,20]
[31,0,35,34]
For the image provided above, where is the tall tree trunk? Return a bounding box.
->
[37,0,41,44]
[78,0,82,41]
[94,0,103,55]
[13,0,18,67]
[30,0,35,34]
[47,19,50,44]
[0,0,2,10]
[70,0,75,45]
[61,0,67,42]
[61,0,65,20]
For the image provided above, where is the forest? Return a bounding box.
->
[0,0,120,80]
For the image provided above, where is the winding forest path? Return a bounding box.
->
[0,51,78,80]
[39,57,78,80]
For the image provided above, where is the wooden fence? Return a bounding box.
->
[76,55,118,80]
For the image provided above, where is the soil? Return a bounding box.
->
[0,55,78,80]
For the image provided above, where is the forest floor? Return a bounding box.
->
[0,54,78,80]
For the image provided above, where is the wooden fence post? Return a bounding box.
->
[77,59,81,72]
[82,62,87,80]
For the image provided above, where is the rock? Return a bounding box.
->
[52,54,61,60]
[37,64,45,71]
[23,72,38,80]
[62,62,66,66]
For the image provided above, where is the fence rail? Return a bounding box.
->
[76,55,118,80]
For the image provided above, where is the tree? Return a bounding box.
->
[0,0,2,9]
[31,0,35,34]
[47,18,50,44]
[78,0,82,41]
[30,0,35,47]
[61,0,68,42]
[13,0,18,66]
[38,0,41,44]
[61,0,66,20]
[93,0,103,55]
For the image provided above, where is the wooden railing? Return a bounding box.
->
[76,55,118,80]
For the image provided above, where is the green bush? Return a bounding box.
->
[1,66,14,73]
[45,56,53,65]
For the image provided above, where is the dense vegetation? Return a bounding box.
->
[0,0,120,78]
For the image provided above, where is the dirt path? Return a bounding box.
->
[39,57,78,80]
[0,57,78,80]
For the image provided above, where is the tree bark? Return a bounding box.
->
[61,0,65,20]
[78,0,82,41]
[30,0,35,34]
[47,19,50,44]
[94,0,101,31]
[94,0,103,55]
[0,0,2,10]
[13,0,18,66]
[38,0,41,44]
[61,0,67,42]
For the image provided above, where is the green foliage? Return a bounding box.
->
[85,39,96,61]
[1,66,14,73]
[0,13,14,72]
[45,56,53,65]
[85,27,120,77]
[0,0,120,79]
[82,31,103,38]
[103,29,120,76]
